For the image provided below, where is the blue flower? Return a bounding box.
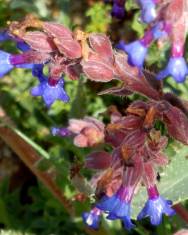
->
[0,30,12,42]
[157,57,188,83]
[82,208,101,230]
[96,193,135,230]
[111,4,125,19]
[30,78,69,107]
[0,50,14,78]
[137,196,175,225]
[117,40,147,68]
[51,127,71,137]
[152,23,167,40]
[16,41,31,52]
[139,0,157,23]
[32,64,46,81]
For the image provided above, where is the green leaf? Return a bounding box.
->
[13,128,50,159]
[131,143,188,218]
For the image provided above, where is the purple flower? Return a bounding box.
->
[51,127,71,137]
[151,22,168,40]
[111,2,125,19]
[117,40,147,68]
[0,49,35,78]
[0,30,12,42]
[82,208,102,230]
[96,186,135,230]
[32,64,46,81]
[137,196,175,225]
[16,41,31,52]
[31,78,69,107]
[0,50,14,78]
[139,0,157,23]
[157,57,188,83]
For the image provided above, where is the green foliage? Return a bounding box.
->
[85,2,111,33]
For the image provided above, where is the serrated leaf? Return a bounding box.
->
[131,143,188,218]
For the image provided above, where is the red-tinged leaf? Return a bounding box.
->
[23,31,56,53]
[143,162,157,187]
[164,92,188,116]
[82,60,114,82]
[105,130,128,147]
[127,100,149,114]
[143,69,163,94]
[54,38,82,59]
[43,22,73,39]
[114,52,139,78]
[85,151,112,169]
[12,50,51,64]
[89,33,113,64]
[118,115,143,130]
[162,103,188,145]
[122,129,146,148]
[98,84,132,96]
[151,152,169,166]
[114,53,161,100]
[66,63,82,80]
[126,76,161,100]
[164,0,184,23]
[88,51,110,64]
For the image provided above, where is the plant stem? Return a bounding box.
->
[0,126,110,235]
[173,203,188,223]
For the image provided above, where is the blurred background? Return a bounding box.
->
[0,0,188,234]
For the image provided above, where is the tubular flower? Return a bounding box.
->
[51,127,72,137]
[117,40,148,68]
[82,207,102,230]
[137,185,175,225]
[96,186,135,230]
[116,29,154,68]
[111,0,126,19]
[138,0,157,24]
[95,163,142,230]
[0,50,14,78]
[31,77,69,107]
[157,57,188,83]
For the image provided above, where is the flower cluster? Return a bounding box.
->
[106,0,188,83]
[1,6,188,231]
[53,65,188,229]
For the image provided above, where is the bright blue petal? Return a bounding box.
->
[15,63,33,69]
[111,4,125,19]
[118,41,147,68]
[96,195,119,212]
[16,41,30,52]
[0,50,13,78]
[30,78,69,107]
[122,216,135,230]
[82,210,101,230]
[30,85,43,96]
[141,4,156,24]
[157,57,188,83]
[0,30,12,42]
[152,23,167,40]
[137,196,175,226]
